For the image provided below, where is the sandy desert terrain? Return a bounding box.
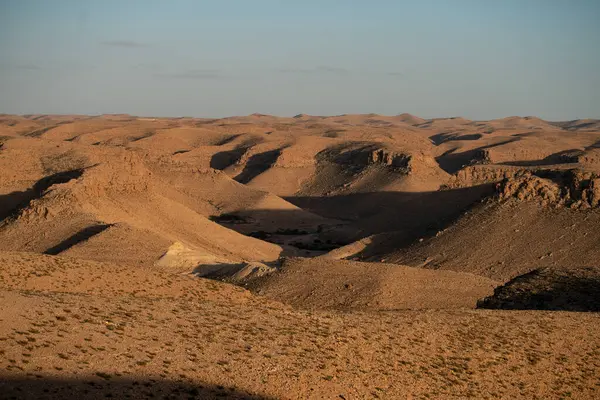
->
[1,113,600,399]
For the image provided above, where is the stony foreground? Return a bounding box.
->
[1,253,599,399]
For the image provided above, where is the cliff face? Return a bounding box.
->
[497,169,600,209]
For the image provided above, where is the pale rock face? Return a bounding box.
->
[156,242,275,282]
[155,241,225,270]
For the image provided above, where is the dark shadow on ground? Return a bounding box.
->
[0,168,86,221]
[435,138,520,173]
[208,209,350,257]
[214,134,242,146]
[44,224,113,255]
[286,183,495,241]
[587,140,600,150]
[192,261,248,278]
[551,120,600,131]
[477,267,600,312]
[0,376,272,399]
[429,132,483,145]
[234,149,282,184]
[22,124,63,138]
[210,147,247,170]
[499,149,584,167]
[208,184,496,259]
[129,131,156,142]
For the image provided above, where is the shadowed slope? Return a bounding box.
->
[0,169,86,221]
[0,377,272,400]
[43,224,113,255]
[368,200,600,282]
[478,266,600,311]
[287,184,495,242]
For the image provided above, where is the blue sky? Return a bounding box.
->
[0,0,598,119]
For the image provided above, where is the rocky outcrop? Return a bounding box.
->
[444,165,523,189]
[367,149,411,168]
[318,143,428,173]
[497,169,600,208]
[156,241,276,282]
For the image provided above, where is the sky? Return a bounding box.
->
[0,0,599,120]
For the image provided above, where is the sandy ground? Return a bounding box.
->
[1,113,600,399]
[1,252,599,399]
